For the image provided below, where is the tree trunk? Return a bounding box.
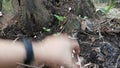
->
[0,0,3,11]
[77,0,98,18]
[11,0,53,37]
[0,0,98,39]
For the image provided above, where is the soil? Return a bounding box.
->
[0,0,120,68]
[78,32,120,68]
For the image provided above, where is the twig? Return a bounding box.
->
[115,55,120,68]
[98,28,103,39]
[17,63,39,68]
[12,37,19,44]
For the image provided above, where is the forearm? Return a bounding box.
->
[0,39,26,68]
[0,34,80,68]
[0,39,43,68]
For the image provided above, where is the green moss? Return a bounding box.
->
[2,0,14,14]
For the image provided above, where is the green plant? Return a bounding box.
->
[96,1,115,14]
[106,1,115,13]
[42,27,51,32]
[54,14,66,22]
[83,16,88,20]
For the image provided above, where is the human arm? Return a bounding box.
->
[0,34,80,68]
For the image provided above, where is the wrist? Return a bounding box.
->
[32,41,43,63]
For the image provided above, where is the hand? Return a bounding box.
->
[39,34,80,68]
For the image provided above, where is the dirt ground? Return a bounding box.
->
[77,31,120,68]
[0,0,120,68]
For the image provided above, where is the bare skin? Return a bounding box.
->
[0,34,80,68]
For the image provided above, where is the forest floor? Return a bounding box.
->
[77,3,120,68]
[0,1,120,68]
